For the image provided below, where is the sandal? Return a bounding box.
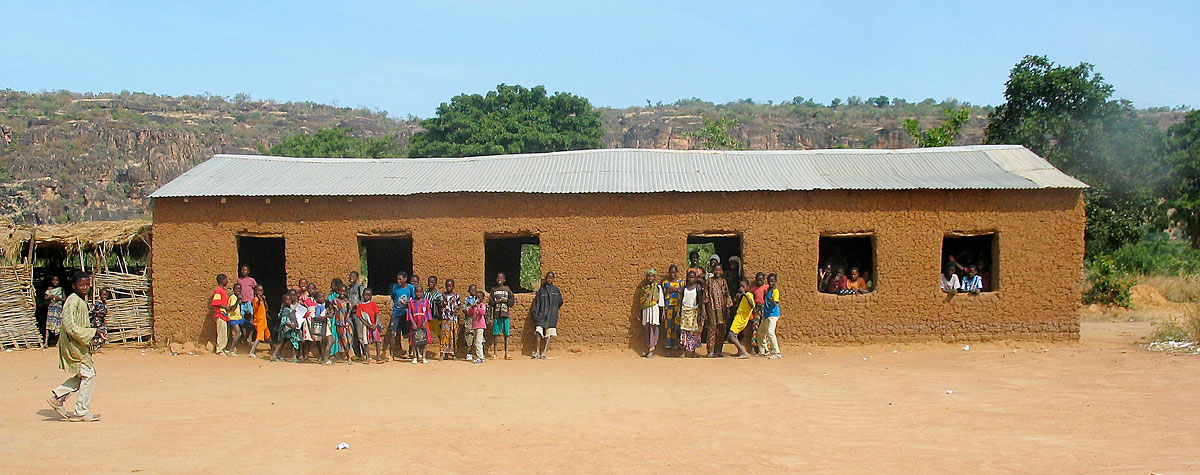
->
[47,395,69,419]
[68,413,101,422]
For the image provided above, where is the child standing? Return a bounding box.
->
[759,273,782,358]
[89,288,110,351]
[639,269,665,358]
[746,272,768,354]
[225,283,245,356]
[247,285,271,357]
[466,289,487,364]
[310,291,329,364]
[356,288,382,364]
[408,287,431,364]
[333,287,352,364]
[211,275,231,354]
[489,273,515,360]
[271,294,300,362]
[44,275,64,346]
[678,271,705,358]
[530,271,563,359]
[660,265,685,355]
[725,278,753,358]
[439,279,461,360]
[388,272,414,362]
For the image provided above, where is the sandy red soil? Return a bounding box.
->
[1,321,1196,473]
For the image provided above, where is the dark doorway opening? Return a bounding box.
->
[484,234,540,293]
[942,233,997,292]
[818,234,875,292]
[687,233,743,277]
[359,236,413,297]
[237,236,287,317]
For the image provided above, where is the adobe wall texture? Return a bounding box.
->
[150,189,1084,350]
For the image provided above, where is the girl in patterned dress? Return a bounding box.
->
[660,265,685,355]
[271,294,300,362]
[439,279,461,360]
[678,271,705,357]
[44,276,64,345]
[407,286,432,364]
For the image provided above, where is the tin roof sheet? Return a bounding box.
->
[149,145,1086,198]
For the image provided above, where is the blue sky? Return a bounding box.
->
[3,1,1197,117]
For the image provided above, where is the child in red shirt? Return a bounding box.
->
[357,288,382,364]
[211,274,230,355]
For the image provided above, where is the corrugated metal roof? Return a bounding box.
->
[149,145,1087,198]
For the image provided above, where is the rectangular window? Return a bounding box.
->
[358,235,413,297]
[817,233,875,293]
[942,232,997,292]
[686,232,743,278]
[484,234,540,293]
[236,236,287,316]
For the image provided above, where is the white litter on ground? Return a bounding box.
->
[1147,340,1200,354]
[946,390,954,395]
[962,345,970,351]
[336,442,350,450]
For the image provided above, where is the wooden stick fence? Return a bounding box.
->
[94,271,152,346]
[0,264,41,349]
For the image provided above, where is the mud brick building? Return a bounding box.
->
[149,145,1087,350]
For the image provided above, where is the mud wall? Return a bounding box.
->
[150,189,1084,350]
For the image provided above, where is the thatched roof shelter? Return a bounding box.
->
[1,219,152,265]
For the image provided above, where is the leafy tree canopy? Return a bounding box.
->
[682,114,745,150]
[406,84,604,158]
[903,107,969,147]
[1165,111,1200,248]
[264,127,404,158]
[984,55,1167,257]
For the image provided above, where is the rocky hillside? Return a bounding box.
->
[0,90,419,223]
[0,90,1186,223]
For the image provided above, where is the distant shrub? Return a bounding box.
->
[1083,256,1134,307]
[1111,235,1200,275]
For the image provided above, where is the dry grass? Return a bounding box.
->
[1151,303,1200,343]
[1139,274,1200,303]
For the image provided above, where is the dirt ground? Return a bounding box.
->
[2,321,1197,473]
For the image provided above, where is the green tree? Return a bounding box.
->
[406,84,604,158]
[682,114,745,150]
[984,55,1166,257]
[264,127,405,158]
[903,107,969,147]
[1165,111,1200,248]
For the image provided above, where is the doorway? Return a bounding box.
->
[236,236,287,317]
[687,232,743,275]
[359,236,413,297]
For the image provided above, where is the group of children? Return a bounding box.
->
[209,267,564,365]
[638,252,783,359]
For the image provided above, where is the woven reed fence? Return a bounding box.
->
[94,271,152,346]
[0,264,41,349]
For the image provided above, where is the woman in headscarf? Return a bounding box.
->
[638,269,664,358]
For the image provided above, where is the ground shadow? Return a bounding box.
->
[37,408,64,421]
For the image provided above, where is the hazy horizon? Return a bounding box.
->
[3,1,1197,117]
